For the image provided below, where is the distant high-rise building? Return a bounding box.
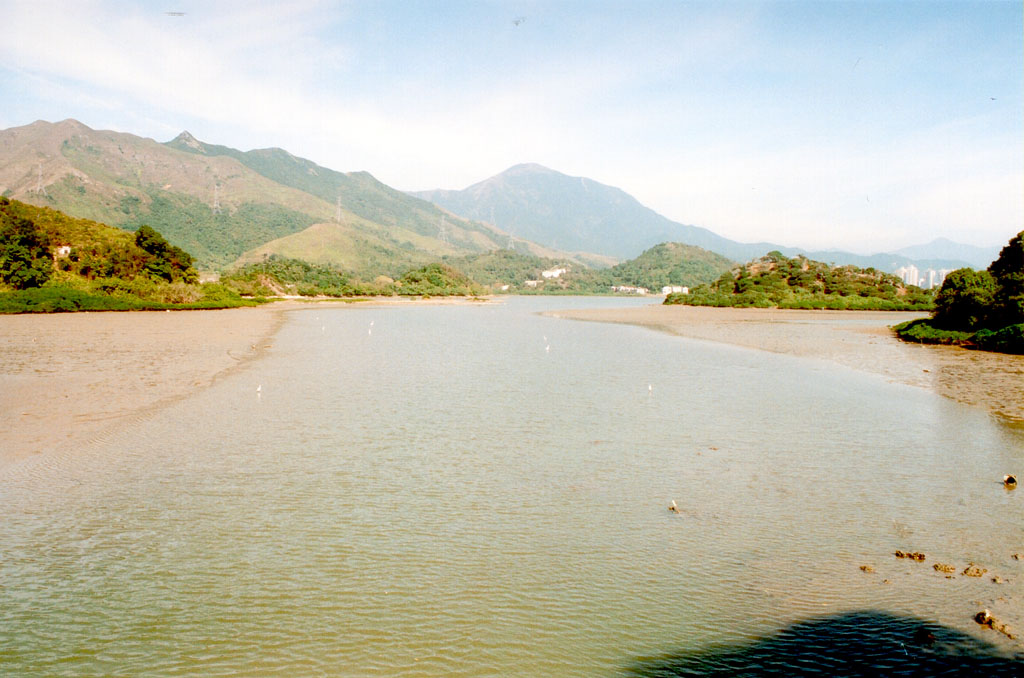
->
[895,265,920,287]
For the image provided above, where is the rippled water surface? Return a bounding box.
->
[2,297,1022,676]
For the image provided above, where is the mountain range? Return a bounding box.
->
[414,164,1000,272]
[0,119,999,276]
[0,119,604,275]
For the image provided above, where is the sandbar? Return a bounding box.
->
[551,305,1024,424]
[0,306,286,470]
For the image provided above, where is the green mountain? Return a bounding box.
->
[602,242,733,290]
[0,120,589,275]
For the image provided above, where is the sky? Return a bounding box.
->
[1,0,1020,253]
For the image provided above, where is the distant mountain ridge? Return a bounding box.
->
[413,164,994,272]
[893,238,1001,269]
[412,163,781,262]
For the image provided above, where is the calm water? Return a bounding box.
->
[2,297,1022,676]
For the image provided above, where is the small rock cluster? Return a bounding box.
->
[975,609,1016,640]
[894,550,926,561]
[962,563,987,578]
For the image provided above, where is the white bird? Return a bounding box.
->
[545,344,550,353]
[648,384,653,394]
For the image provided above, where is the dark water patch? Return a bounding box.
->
[627,611,1024,677]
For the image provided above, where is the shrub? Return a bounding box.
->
[972,323,1024,355]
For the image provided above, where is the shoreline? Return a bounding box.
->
[0,305,287,471]
[0,296,500,472]
[4,300,1022,472]
[550,305,1024,425]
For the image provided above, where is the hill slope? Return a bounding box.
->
[0,120,581,273]
[443,241,731,294]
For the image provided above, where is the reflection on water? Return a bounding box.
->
[1,297,1022,677]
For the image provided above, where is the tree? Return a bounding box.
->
[134,225,196,283]
[0,210,52,289]
[932,268,995,330]
[988,230,1024,326]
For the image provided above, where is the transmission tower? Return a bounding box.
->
[438,215,449,245]
[507,234,515,250]
[33,163,48,196]
[212,182,222,214]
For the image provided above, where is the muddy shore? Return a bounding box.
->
[550,305,1024,424]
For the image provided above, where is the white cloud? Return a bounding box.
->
[0,0,1019,252]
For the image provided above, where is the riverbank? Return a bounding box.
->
[0,306,285,470]
[551,305,1024,424]
[0,296,499,470]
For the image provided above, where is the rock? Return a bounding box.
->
[894,550,906,558]
[1004,474,1017,488]
[933,563,956,574]
[975,609,1016,640]
[963,563,987,577]
[992,575,1005,584]
[1013,553,1023,560]
[908,551,926,561]
[860,565,875,573]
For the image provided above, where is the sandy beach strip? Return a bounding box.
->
[550,304,1024,424]
[0,306,287,470]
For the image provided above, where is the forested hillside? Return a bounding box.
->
[0,198,247,312]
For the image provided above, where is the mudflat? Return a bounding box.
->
[0,297,496,470]
[551,305,1024,424]
[0,306,285,469]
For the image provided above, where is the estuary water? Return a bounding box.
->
[2,296,1022,676]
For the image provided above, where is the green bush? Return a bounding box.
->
[972,323,1024,354]
[892,318,973,345]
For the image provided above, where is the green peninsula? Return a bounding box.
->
[664,251,934,311]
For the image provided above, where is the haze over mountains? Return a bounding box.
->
[0,119,999,276]
[414,164,1000,272]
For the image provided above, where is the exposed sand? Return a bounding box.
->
[0,297,500,470]
[551,305,1024,425]
[0,306,286,470]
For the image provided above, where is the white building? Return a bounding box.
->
[610,285,649,295]
[895,265,920,287]
[541,267,567,279]
[662,286,688,295]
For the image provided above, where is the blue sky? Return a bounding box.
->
[1,0,1020,252]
